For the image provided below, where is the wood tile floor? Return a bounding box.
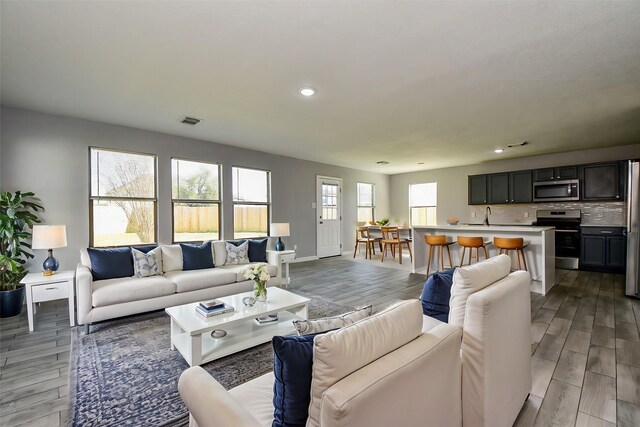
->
[0,257,638,426]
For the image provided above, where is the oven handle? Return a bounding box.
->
[555,229,579,233]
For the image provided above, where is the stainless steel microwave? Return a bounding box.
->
[533,179,580,202]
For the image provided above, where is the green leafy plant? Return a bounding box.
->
[375,218,390,226]
[0,191,44,291]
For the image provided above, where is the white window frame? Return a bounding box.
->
[232,166,271,239]
[409,182,437,226]
[171,158,222,243]
[89,147,158,247]
[356,182,375,223]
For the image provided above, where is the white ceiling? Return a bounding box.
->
[2,1,640,174]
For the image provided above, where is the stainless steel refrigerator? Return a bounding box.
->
[626,160,640,297]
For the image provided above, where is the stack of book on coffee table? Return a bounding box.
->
[195,299,234,318]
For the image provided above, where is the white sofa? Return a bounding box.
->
[178,254,531,427]
[179,299,463,427]
[76,242,277,333]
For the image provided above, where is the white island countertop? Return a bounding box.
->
[412,224,556,295]
[415,224,555,233]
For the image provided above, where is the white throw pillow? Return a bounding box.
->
[131,247,162,277]
[161,244,183,272]
[211,240,228,266]
[225,241,249,265]
[293,305,373,335]
[307,299,423,427]
[448,254,511,327]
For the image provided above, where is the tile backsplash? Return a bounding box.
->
[469,201,626,226]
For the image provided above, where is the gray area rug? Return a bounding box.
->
[68,291,351,427]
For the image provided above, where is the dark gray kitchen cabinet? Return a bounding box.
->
[509,170,532,203]
[534,166,578,182]
[468,175,487,205]
[582,163,621,200]
[580,227,626,272]
[488,173,510,204]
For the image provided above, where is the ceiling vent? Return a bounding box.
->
[376,161,390,165]
[180,116,202,126]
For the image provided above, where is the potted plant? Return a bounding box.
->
[0,191,43,318]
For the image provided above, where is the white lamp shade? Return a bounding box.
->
[270,223,290,237]
[32,225,67,249]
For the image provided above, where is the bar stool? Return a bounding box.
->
[457,236,491,266]
[424,235,455,276]
[494,237,529,271]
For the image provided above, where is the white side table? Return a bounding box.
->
[20,270,76,332]
[266,250,296,286]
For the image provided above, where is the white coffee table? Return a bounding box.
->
[165,287,310,366]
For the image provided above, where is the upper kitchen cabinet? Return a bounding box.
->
[509,170,533,203]
[533,166,579,182]
[582,162,622,200]
[468,175,488,205]
[488,173,510,204]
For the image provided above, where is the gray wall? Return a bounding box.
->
[0,107,391,271]
[390,144,640,226]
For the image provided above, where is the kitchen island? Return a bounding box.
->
[412,224,556,294]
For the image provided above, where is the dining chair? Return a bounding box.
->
[353,226,380,259]
[380,226,413,264]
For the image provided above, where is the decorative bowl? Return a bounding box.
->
[447,218,459,225]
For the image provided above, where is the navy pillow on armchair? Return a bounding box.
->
[180,242,214,270]
[272,333,318,427]
[420,268,456,323]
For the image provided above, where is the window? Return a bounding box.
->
[409,182,437,226]
[357,183,375,223]
[172,159,221,242]
[232,167,270,238]
[90,148,157,247]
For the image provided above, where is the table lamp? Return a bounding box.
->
[270,223,290,251]
[32,225,67,276]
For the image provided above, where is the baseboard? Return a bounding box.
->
[292,256,319,263]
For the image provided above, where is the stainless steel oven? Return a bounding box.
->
[533,179,580,202]
[534,209,582,269]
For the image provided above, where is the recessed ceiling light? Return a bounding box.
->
[376,161,390,165]
[494,148,505,153]
[299,87,316,97]
[418,162,425,165]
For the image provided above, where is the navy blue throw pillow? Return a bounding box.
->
[248,238,268,263]
[272,334,317,427]
[180,242,214,270]
[420,268,456,323]
[87,247,134,281]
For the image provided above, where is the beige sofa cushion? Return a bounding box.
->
[307,299,423,427]
[164,269,238,293]
[92,276,176,307]
[219,263,277,282]
[161,244,183,273]
[448,254,511,327]
[229,372,275,427]
[211,241,228,267]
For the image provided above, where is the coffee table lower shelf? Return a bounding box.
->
[170,310,303,366]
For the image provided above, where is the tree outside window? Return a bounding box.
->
[409,182,437,226]
[90,148,157,247]
[172,159,221,242]
[233,167,270,238]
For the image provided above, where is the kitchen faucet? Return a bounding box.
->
[483,206,492,226]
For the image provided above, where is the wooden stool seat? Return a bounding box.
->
[424,235,455,276]
[457,236,491,266]
[493,237,529,271]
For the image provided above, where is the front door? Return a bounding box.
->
[317,176,342,258]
